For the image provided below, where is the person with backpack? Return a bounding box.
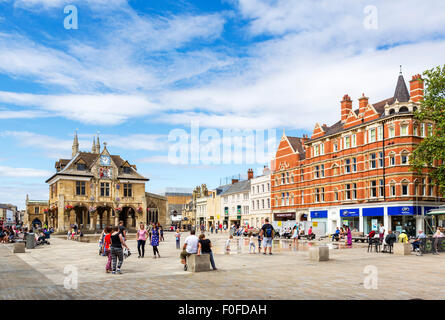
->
[260,218,274,255]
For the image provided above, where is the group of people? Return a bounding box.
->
[332,225,354,245]
[99,221,164,274]
[0,225,52,245]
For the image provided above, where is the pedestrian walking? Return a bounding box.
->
[379,224,385,244]
[110,225,129,274]
[291,225,299,246]
[137,223,148,258]
[175,228,181,249]
[346,225,352,247]
[198,233,217,270]
[118,221,126,240]
[260,218,274,255]
[103,226,112,273]
[151,224,161,258]
[159,224,164,242]
[248,231,256,253]
[433,229,444,255]
[148,223,153,241]
[225,235,232,254]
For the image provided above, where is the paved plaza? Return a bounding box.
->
[1,232,444,300]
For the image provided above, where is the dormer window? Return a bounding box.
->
[77,163,87,171]
[123,167,131,174]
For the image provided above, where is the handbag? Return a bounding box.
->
[123,248,131,259]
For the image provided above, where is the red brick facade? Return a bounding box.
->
[271,72,442,235]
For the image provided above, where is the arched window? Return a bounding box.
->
[399,106,409,113]
[390,180,396,197]
[401,179,409,196]
[334,188,339,201]
[401,150,409,165]
[389,109,395,115]
[389,152,396,166]
[413,106,418,112]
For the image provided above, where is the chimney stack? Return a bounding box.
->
[409,74,424,102]
[341,94,352,123]
[247,168,254,180]
[231,178,239,184]
[358,93,369,115]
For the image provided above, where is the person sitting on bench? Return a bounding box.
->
[332,227,340,241]
[411,230,426,252]
[382,230,396,253]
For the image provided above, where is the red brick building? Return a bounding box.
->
[271,72,443,237]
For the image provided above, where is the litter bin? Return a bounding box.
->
[25,233,36,249]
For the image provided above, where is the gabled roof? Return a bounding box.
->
[47,151,148,182]
[308,73,410,142]
[286,136,306,159]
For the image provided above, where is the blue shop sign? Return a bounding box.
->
[310,210,328,219]
[340,208,360,217]
[388,206,421,216]
[362,207,384,217]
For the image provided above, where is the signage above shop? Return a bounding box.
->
[310,210,328,219]
[274,212,296,220]
[388,206,421,216]
[340,208,360,217]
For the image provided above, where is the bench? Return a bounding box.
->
[351,232,368,243]
[13,242,26,253]
[394,243,411,255]
[186,254,210,272]
[308,246,329,262]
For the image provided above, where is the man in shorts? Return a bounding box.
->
[260,218,275,255]
[180,229,199,271]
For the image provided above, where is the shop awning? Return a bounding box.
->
[426,208,445,215]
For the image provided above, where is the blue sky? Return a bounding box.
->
[1,0,445,209]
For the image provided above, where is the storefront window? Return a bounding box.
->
[363,216,384,234]
[391,216,416,237]
[341,217,359,231]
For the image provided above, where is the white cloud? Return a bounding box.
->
[0,165,51,177]
[0,92,159,125]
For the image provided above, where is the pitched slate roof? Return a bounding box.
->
[287,136,306,159]
[220,179,251,196]
[47,151,148,182]
[394,74,410,102]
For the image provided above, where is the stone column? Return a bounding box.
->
[89,212,96,230]
[128,213,133,228]
[57,195,65,232]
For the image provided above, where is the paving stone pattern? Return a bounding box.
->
[1,232,444,300]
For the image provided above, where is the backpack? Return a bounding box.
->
[264,224,273,238]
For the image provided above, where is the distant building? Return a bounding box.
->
[45,132,149,231]
[24,195,48,228]
[164,188,192,227]
[0,203,18,227]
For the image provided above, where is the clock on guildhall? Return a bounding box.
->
[44,132,150,232]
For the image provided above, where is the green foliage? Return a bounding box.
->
[411,65,445,195]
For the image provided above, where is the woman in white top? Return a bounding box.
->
[291,225,299,246]
[433,229,444,255]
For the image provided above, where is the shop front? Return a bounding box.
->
[273,212,296,231]
[425,206,445,235]
[309,210,328,235]
[388,206,421,237]
[340,208,360,231]
[362,207,384,234]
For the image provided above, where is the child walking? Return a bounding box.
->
[225,235,233,254]
[248,232,256,253]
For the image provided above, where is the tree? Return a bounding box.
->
[411,65,445,195]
